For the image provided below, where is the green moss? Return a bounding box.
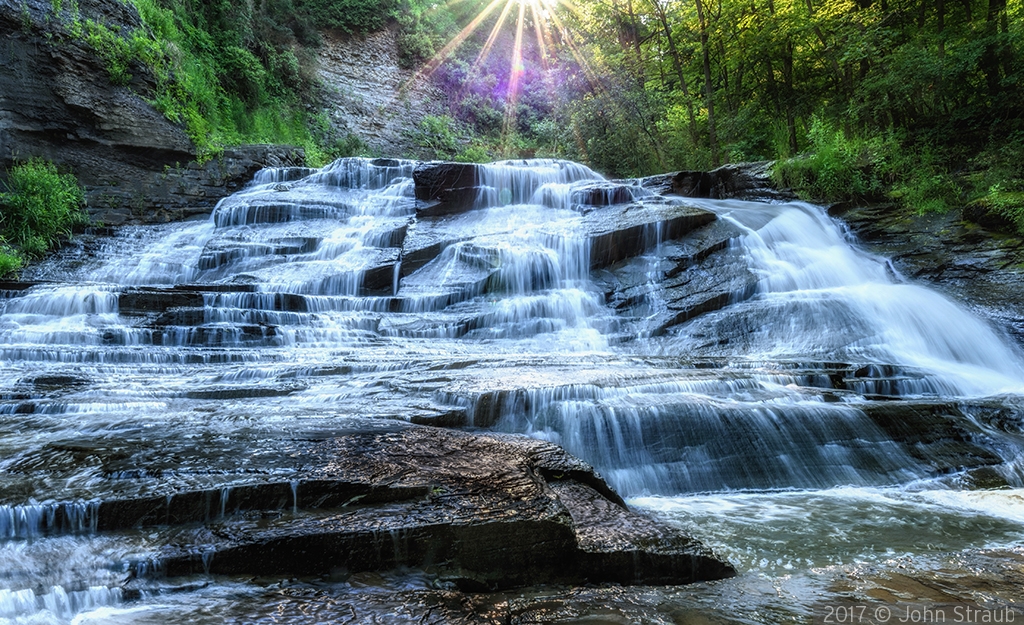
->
[978,185,1024,234]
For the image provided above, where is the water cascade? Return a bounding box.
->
[2,157,1023,622]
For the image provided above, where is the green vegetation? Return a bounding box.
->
[34,0,1024,232]
[399,0,1021,230]
[43,0,397,164]
[0,159,88,277]
[298,0,395,33]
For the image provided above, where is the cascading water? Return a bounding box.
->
[1,157,1023,622]
[674,200,1024,395]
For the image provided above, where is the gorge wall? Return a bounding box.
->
[315,28,448,158]
[0,0,296,225]
[0,1,449,227]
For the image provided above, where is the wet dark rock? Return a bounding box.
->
[408,407,470,427]
[862,401,1007,474]
[585,203,716,270]
[198,237,321,271]
[570,182,633,208]
[414,162,481,216]
[659,268,759,333]
[0,281,48,292]
[148,324,282,347]
[172,283,260,294]
[233,248,401,296]
[211,197,359,227]
[641,162,794,202]
[399,213,492,278]
[182,382,307,400]
[118,288,205,315]
[665,219,745,271]
[595,220,758,337]
[361,260,401,295]
[139,427,733,589]
[150,308,207,327]
[26,374,90,390]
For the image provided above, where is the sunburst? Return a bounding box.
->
[405,0,606,154]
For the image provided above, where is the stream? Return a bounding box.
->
[1,158,1023,623]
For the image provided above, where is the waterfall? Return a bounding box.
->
[3,157,1024,622]
[671,200,1024,396]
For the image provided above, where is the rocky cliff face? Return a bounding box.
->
[0,0,301,225]
[316,28,447,158]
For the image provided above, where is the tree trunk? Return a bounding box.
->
[982,0,1007,97]
[768,0,799,156]
[937,0,945,57]
[782,43,798,155]
[651,0,699,146]
[695,0,721,166]
[612,0,646,87]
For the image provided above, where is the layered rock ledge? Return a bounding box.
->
[0,0,304,225]
[129,426,734,590]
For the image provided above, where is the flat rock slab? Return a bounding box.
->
[141,427,734,590]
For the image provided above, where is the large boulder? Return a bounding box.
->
[413,162,482,216]
[641,162,794,202]
[132,427,735,590]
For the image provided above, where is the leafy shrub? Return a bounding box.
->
[890,171,962,214]
[454,144,492,163]
[0,159,87,259]
[296,0,395,33]
[0,244,23,278]
[413,115,461,160]
[980,183,1024,233]
[773,118,886,203]
[83,20,139,85]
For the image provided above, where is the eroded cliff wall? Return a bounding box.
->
[316,28,447,158]
[0,0,301,225]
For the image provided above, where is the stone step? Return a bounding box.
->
[129,428,733,590]
[211,198,361,227]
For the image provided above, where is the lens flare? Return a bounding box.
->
[398,0,615,155]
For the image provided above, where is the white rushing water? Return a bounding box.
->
[669,199,1024,396]
[2,157,1023,622]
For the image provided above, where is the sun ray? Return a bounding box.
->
[394,0,613,158]
[545,7,605,93]
[470,0,517,80]
[502,0,528,142]
[528,0,549,68]
[411,0,507,82]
